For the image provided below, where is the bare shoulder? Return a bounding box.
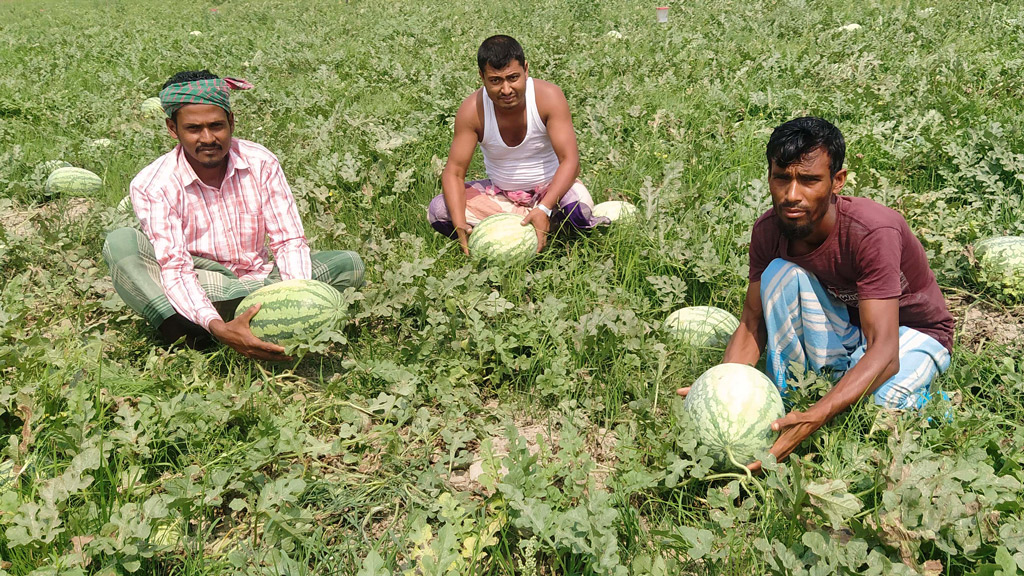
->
[454,89,484,132]
[532,79,569,104]
[531,79,571,120]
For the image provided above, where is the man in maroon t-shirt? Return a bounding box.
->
[678,117,954,470]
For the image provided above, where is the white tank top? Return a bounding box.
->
[480,77,560,191]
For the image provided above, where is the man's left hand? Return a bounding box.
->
[521,208,551,252]
[747,408,827,472]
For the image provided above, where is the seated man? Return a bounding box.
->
[427,35,607,254]
[680,117,954,467]
[103,70,363,360]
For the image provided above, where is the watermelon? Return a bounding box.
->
[468,213,538,266]
[45,167,102,197]
[140,97,164,118]
[592,200,638,223]
[117,196,134,215]
[974,236,1024,299]
[663,306,739,348]
[683,363,784,469]
[40,159,73,173]
[235,279,344,345]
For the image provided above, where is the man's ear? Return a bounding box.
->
[227,112,235,132]
[165,117,179,140]
[831,167,848,195]
[523,61,529,76]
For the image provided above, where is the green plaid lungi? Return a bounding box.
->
[102,227,364,328]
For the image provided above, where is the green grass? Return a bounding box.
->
[2,0,1024,574]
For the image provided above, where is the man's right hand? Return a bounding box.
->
[455,225,471,256]
[208,304,292,361]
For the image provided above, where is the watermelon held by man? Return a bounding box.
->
[663,306,740,348]
[234,279,346,346]
[683,363,784,470]
[468,212,539,266]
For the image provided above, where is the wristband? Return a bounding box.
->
[535,204,552,217]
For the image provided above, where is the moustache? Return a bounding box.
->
[196,145,221,153]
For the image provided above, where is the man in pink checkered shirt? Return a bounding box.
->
[103,70,363,360]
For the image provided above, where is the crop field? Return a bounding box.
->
[2,0,1024,574]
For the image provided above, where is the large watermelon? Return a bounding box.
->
[235,279,344,346]
[663,306,739,348]
[974,236,1024,299]
[468,213,538,266]
[592,200,637,223]
[45,167,102,197]
[683,363,784,469]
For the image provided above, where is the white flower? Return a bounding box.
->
[606,30,623,39]
[189,30,202,36]
[91,138,112,148]
[838,23,862,32]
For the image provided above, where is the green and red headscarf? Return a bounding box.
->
[158,77,253,118]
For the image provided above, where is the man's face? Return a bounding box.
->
[166,104,234,170]
[768,148,846,240]
[480,60,528,111]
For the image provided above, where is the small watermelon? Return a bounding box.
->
[975,236,1024,299]
[468,213,538,266]
[592,200,638,223]
[117,196,134,215]
[40,159,73,173]
[45,167,102,197]
[235,279,344,346]
[663,306,739,348]
[140,97,164,118]
[683,363,784,469]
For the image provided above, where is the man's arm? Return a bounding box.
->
[763,297,900,466]
[723,281,767,365]
[440,92,483,255]
[523,80,580,251]
[262,158,312,280]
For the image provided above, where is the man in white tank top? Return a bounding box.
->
[427,35,608,254]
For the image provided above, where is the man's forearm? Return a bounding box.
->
[538,159,579,210]
[441,170,469,228]
[810,348,899,422]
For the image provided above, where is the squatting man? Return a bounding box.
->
[103,70,364,361]
[678,117,954,470]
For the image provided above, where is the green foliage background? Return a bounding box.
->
[1,0,1023,574]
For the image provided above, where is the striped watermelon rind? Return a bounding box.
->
[140,97,164,118]
[974,236,1024,299]
[683,363,784,469]
[468,213,538,266]
[663,306,740,348]
[40,160,73,173]
[45,167,102,197]
[235,279,344,346]
[592,200,638,223]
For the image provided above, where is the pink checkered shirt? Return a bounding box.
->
[130,138,311,330]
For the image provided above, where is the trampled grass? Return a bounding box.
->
[1,0,1023,574]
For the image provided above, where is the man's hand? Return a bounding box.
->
[208,304,292,361]
[455,225,471,256]
[521,208,551,252]
[676,386,690,398]
[746,408,827,473]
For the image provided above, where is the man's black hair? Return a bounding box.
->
[477,35,526,73]
[766,117,845,177]
[162,70,220,123]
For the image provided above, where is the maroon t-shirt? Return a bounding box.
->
[748,195,954,352]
